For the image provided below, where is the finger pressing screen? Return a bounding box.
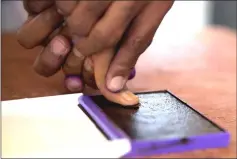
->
[106,1,174,92]
[33,35,70,77]
[74,1,147,56]
[17,6,63,49]
[92,48,139,107]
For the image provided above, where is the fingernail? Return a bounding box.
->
[121,91,139,102]
[108,76,126,92]
[51,38,68,56]
[128,68,136,80]
[65,76,83,92]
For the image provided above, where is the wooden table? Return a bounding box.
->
[1,26,236,158]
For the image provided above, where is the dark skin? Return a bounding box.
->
[17,0,173,106]
[19,1,95,91]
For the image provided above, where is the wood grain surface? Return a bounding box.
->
[1,26,236,158]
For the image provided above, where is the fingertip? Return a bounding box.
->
[65,76,84,92]
[50,35,71,56]
[33,35,71,77]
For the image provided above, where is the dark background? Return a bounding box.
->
[210,1,236,30]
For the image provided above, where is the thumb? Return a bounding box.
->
[106,41,146,92]
[107,61,137,93]
[106,0,172,92]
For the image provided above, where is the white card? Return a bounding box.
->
[2,94,130,158]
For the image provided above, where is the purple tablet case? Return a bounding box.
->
[78,90,230,158]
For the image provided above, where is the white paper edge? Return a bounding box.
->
[2,94,131,158]
[24,139,131,158]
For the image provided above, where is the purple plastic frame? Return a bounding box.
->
[78,90,230,158]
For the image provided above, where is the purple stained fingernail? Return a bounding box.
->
[128,68,136,80]
[65,75,83,92]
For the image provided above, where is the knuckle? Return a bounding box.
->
[119,36,152,69]
[67,18,90,36]
[92,28,110,46]
[126,36,145,53]
[67,18,80,31]
[90,28,122,51]
[93,29,108,42]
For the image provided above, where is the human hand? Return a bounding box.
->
[59,1,173,105]
[17,1,134,92]
[17,1,172,106]
[17,0,139,106]
[58,1,173,92]
[17,0,85,92]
